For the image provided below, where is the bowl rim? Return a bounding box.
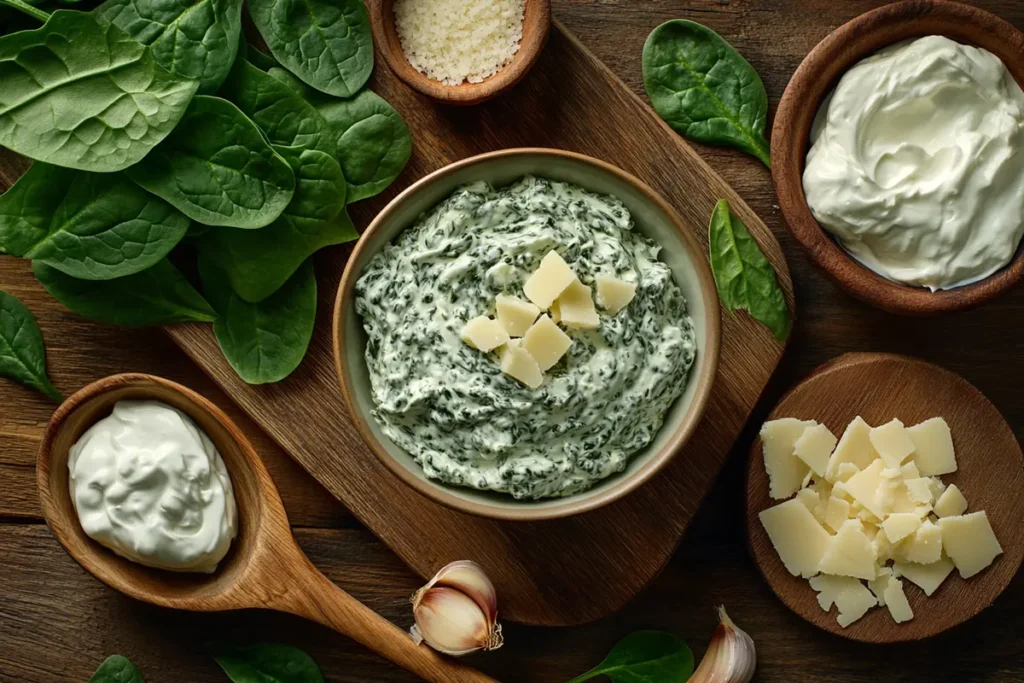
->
[369,0,552,106]
[332,147,722,521]
[771,0,1024,315]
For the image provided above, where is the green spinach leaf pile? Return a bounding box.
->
[0,0,411,384]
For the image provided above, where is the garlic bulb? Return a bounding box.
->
[689,606,756,683]
[410,560,503,656]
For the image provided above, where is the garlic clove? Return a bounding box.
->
[689,606,756,683]
[420,560,499,623]
[411,586,502,656]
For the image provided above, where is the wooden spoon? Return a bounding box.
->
[746,353,1024,642]
[369,0,551,106]
[37,373,497,683]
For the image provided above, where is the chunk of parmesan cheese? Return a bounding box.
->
[810,574,862,611]
[869,419,915,468]
[495,294,539,337]
[868,566,894,606]
[595,276,637,315]
[843,459,889,519]
[904,477,935,505]
[794,423,837,477]
[759,499,832,578]
[903,519,943,565]
[825,416,878,481]
[908,417,957,476]
[499,340,542,389]
[523,251,576,309]
[939,511,1003,579]
[460,316,510,352]
[835,581,879,627]
[521,315,572,372]
[933,484,968,518]
[761,418,815,500]
[824,496,850,533]
[818,519,877,580]
[883,578,914,624]
[882,512,922,544]
[893,558,955,596]
[556,279,600,330]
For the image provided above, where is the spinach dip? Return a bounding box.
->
[355,176,697,500]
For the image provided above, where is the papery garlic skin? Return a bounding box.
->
[411,561,504,657]
[689,607,756,683]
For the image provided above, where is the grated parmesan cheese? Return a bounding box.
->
[394,0,526,86]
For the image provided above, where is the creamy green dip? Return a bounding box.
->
[356,176,697,500]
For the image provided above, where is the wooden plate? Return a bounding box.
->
[746,353,1024,642]
[772,0,1024,315]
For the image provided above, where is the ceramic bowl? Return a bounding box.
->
[368,0,551,106]
[772,0,1024,315]
[333,148,720,521]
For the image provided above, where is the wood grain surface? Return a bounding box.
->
[3,1,1024,681]
[746,353,1024,642]
[165,22,791,627]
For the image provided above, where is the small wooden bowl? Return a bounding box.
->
[369,0,551,106]
[746,353,1024,642]
[772,1,1024,315]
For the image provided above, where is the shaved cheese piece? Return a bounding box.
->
[522,315,572,371]
[495,294,539,337]
[908,417,957,476]
[872,531,893,564]
[557,279,600,330]
[900,461,921,480]
[904,519,943,565]
[460,316,510,352]
[882,512,922,544]
[869,419,915,468]
[810,574,862,611]
[796,488,820,514]
[834,462,860,482]
[868,566,894,606]
[523,251,576,309]
[825,416,878,481]
[939,512,1003,579]
[831,480,853,502]
[934,484,968,518]
[894,558,955,597]
[884,578,914,624]
[818,519,877,580]
[904,477,935,504]
[928,476,947,499]
[843,459,889,519]
[499,340,543,389]
[825,496,850,533]
[595,276,637,315]
[835,581,879,627]
[759,499,832,578]
[794,423,837,477]
[760,418,815,500]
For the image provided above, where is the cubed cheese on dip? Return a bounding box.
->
[354,176,697,500]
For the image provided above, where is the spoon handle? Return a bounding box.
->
[273,557,500,682]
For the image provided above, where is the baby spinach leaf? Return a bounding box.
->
[0,289,62,402]
[134,95,296,229]
[0,11,198,173]
[195,148,353,302]
[0,163,190,280]
[247,0,372,98]
[200,258,317,384]
[643,20,770,167]
[709,199,791,341]
[244,43,279,72]
[34,259,216,327]
[219,59,337,156]
[0,0,50,21]
[94,0,243,94]
[208,642,324,683]
[568,631,694,683]
[88,654,144,683]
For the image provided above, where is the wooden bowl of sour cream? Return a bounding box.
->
[369,0,551,106]
[772,0,1024,315]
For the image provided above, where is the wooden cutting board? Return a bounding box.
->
[166,22,794,627]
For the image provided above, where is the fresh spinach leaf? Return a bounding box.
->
[88,655,144,683]
[219,59,337,156]
[94,0,243,93]
[34,259,217,327]
[0,0,49,21]
[568,631,694,683]
[0,11,198,172]
[0,289,62,402]
[195,148,353,302]
[247,0,372,98]
[643,20,770,167]
[208,642,324,683]
[709,199,791,340]
[200,258,317,384]
[244,43,279,72]
[134,95,296,229]
[0,163,190,280]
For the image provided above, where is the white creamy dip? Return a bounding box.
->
[803,35,1024,290]
[68,400,237,573]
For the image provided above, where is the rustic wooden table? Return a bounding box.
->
[2,1,1023,681]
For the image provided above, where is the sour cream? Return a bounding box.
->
[803,36,1024,290]
[68,400,237,573]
